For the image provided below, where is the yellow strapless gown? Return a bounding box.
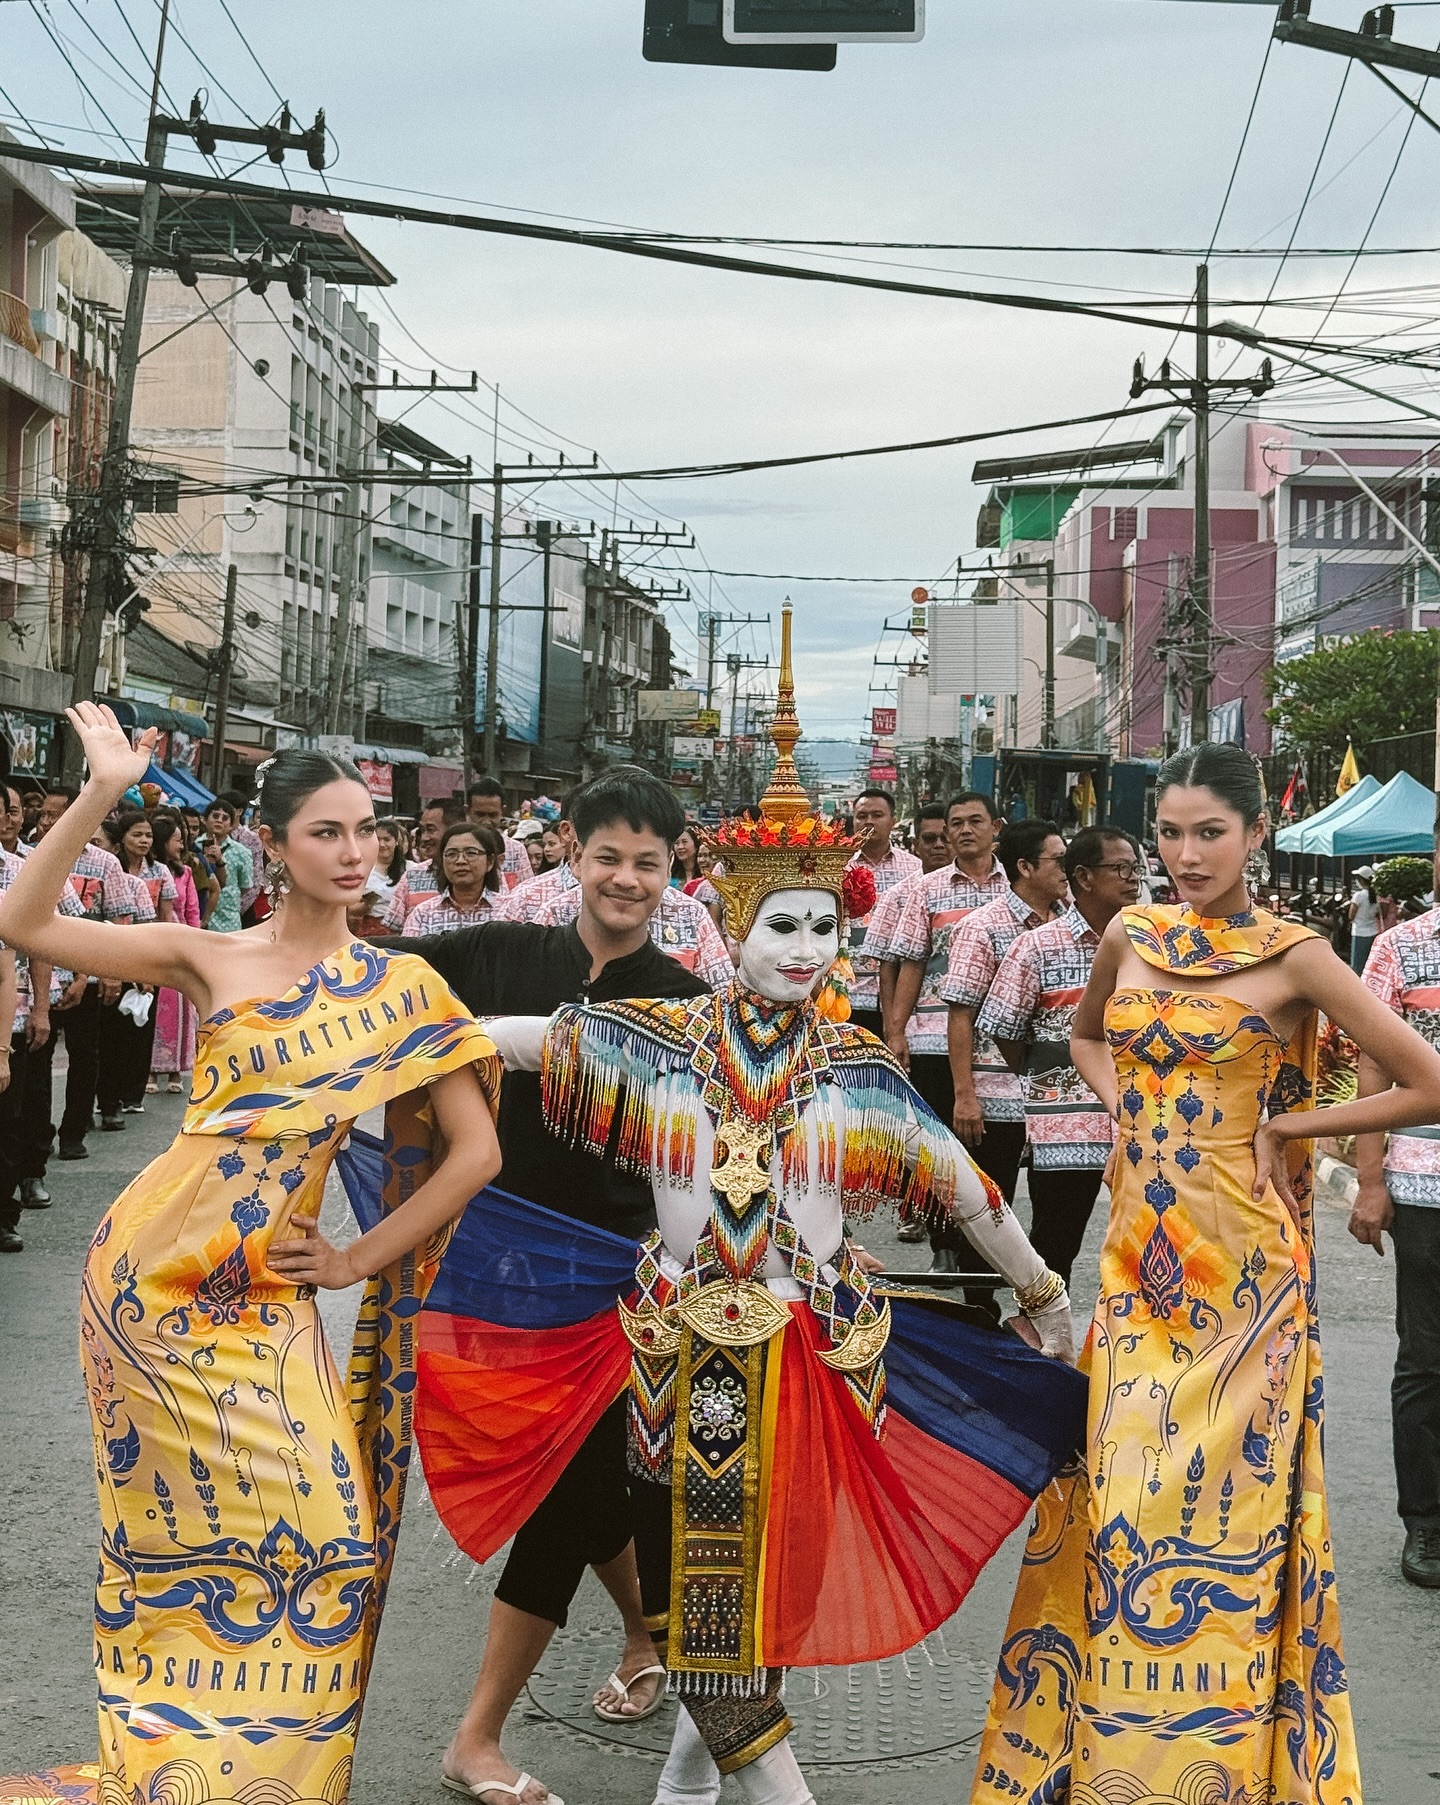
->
[972,984,1361,1805]
[53,943,498,1805]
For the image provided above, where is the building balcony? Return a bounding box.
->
[0,290,40,355]
[0,324,69,417]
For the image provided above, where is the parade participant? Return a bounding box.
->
[348,814,410,936]
[149,811,202,1094]
[414,612,1085,1805]
[3,781,85,1210]
[31,784,135,1162]
[846,788,919,1041]
[100,810,175,1117]
[407,822,506,934]
[936,819,1068,1292]
[467,777,538,888]
[0,713,504,1804]
[384,797,466,924]
[219,789,265,922]
[1351,843,1440,1588]
[972,742,1440,1805]
[374,764,711,1805]
[0,851,28,1253]
[496,807,735,988]
[200,795,254,933]
[976,826,1140,1285]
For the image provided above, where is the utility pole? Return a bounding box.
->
[696,610,769,804]
[63,32,331,781]
[723,653,772,806]
[1043,558,1056,750]
[461,511,484,790]
[341,372,475,745]
[64,1,171,782]
[1129,264,1274,748]
[476,456,600,777]
[1190,263,1212,747]
[210,563,237,792]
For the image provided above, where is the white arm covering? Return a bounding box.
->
[480,1013,551,1073]
[924,1112,1076,1363]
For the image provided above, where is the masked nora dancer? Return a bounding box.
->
[412,610,1087,1805]
[0,707,503,1805]
[971,743,1440,1805]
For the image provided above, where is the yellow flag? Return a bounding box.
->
[1336,741,1360,797]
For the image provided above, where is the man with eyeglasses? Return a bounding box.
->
[937,820,1069,1291]
[977,827,1142,1286]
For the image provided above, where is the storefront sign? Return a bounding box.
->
[356,758,394,802]
[871,707,897,737]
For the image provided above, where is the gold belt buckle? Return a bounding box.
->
[618,1297,682,1358]
[676,1279,791,1347]
[816,1299,892,1372]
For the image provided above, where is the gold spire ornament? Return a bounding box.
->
[706,601,860,942]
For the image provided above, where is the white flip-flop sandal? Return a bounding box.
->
[441,1774,563,1805]
[593,1661,667,1723]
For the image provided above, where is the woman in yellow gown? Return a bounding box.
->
[972,744,1440,1805]
[0,706,503,1805]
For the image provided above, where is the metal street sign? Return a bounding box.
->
[871,706,897,737]
[692,708,722,734]
[673,736,718,759]
[725,0,923,42]
[645,0,837,67]
[638,688,702,722]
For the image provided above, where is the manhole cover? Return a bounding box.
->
[525,1621,995,1769]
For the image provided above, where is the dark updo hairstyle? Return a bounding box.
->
[1154,742,1265,827]
[253,749,369,839]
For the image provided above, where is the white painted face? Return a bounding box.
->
[736,887,841,1004]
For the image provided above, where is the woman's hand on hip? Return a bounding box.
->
[265,1213,361,1289]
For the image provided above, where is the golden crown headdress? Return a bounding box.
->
[706,602,859,941]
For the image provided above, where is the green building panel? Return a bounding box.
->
[1000,485,1080,548]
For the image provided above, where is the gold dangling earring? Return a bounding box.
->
[264,856,289,940]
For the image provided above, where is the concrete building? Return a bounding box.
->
[0,128,74,749]
[75,187,394,782]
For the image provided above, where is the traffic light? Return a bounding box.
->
[643,0,837,68]
[724,0,922,42]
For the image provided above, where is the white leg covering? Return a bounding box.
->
[729,1736,814,1805]
[653,1705,721,1805]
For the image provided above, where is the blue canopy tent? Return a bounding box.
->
[1330,770,1437,858]
[1275,774,1381,855]
[142,760,214,810]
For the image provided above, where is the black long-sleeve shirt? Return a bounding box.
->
[379,920,709,1239]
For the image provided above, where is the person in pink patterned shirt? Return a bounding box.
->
[1353,851,1440,1588]
[976,827,1140,1285]
[882,792,1008,1277]
[466,777,538,889]
[846,788,919,1039]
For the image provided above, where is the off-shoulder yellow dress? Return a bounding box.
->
[972,906,1362,1805]
[47,942,497,1805]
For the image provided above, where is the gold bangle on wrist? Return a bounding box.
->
[1014,1268,1067,1314]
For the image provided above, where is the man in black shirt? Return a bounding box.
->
[383,767,715,1805]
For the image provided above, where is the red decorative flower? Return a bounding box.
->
[842,863,876,919]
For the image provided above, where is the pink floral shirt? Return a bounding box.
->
[405,891,499,934]
[882,859,1009,1056]
[1363,906,1440,1206]
[976,904,1114,1169]
[938,889,1055,1121]
[846,845,920,1011]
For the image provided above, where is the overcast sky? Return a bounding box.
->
[9,0,1440,734]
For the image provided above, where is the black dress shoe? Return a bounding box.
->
[57,1137,89,1160]
[0,1221,22,1253]
[20,1177,50,1209]
[1402,1524,1440,1588]
[100,1113,126,1132]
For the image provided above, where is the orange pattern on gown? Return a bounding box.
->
[972,906,1363,1805]
[9,943,499,1805]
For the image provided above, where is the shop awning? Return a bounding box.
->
[1275,774,1381,854]
[1329,770,1437,858]
[143,760,214,809]
[110,697,210,740]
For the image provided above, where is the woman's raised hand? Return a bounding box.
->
[65,702,156,796]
